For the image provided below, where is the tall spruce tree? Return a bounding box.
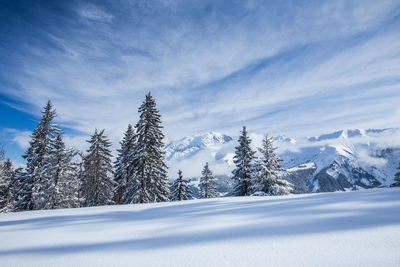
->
[43,134,79,209]
[232,126,256,196]
[391,162,400,187]
[76,152,85,207]
[113,124,136,204]
[0,158,14,212]
[252,135,293,196]
[81,129,115,206]
[199,162,217,198]
[13,171,32,211]
[126,93,169,203]
[4,160,18,212]
[0,145,7,210]
[171,170,192,201]
[16,100,61,210]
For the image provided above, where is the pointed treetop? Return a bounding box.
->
[127,123,133,131]
[45,100,52,109]
[41,100,56,119]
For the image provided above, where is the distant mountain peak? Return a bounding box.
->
[164,132,233,160]
[306,128,393,142]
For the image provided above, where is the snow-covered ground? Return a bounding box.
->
[1,188,399,266]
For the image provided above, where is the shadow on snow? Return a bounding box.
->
[0,188,399,256]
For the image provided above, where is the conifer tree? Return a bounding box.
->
[0,158,14,212]
[126,93,169,203]
[13,171,33,211]
[252,135,293,196]
[81,129,115,206]
[171,170,192,201]
[76,152,85,207]
[114,124,136,204]
[0,146,7,210]
[232,126,256,196]
[43,134,79,209]
[199,162,217,198]
[391,162,400,187]
[16,100,61,210]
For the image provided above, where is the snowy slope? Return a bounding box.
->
[0,188,399,266]
[165,128,400,193]
[283,128,400,192]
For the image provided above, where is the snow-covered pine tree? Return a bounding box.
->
[199,162,218,198]
[0,146,6,210]
[17,100,62,210]
[76,152,85,207]
[391,162,400,187]
[81,129,115,206]
[113,124,136,204]
[171,170,192,201]
[232,126,256,196]
[13,171,33,211]
[126,93,170,203]
[0,158,14,212]
[43,133,79,209]
[252,135,293,196]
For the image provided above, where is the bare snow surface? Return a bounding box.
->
[0,188,399,266]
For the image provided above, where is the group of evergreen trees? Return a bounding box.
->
[114,93,170,204]
[231,126,293,196]
[0,93,175,212]
[12,101,80,211]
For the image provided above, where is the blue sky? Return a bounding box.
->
[1,0,400,165]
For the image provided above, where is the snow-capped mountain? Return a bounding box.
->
[164,132,233,160]
[164,128,400,194]
[282,128,400,193]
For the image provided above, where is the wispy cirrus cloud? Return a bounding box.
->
[79,4,114,22]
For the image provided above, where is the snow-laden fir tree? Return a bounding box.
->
[13,171,32,211]
[252,135,293,196]
[391,162,400,187]
[15,100,62,210]
[0,157,15,212]
[113,124,136,204]
[42,133,79,209]
[81,129,115,206]
[76,152,85,207]
[0,145,7,210]
[199,162,218,198]
[126,93,170,203]
[171,170,192,201]
[232,126,256,196]
[5,161,19,212]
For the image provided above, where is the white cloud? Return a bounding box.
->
[2,129,31,150]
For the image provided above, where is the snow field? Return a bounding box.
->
[0,188,399,266]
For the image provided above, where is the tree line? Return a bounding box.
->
[6,92,398,213]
